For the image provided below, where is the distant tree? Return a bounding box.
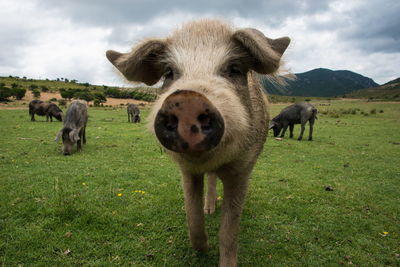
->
[23,76,27,80]
[71,79,77,83]
[82,82,90,87]
[59,88,74,100]
[56,78,60,81]
[74,90,94,103]
[93,92,107,104]
[12,88,26,100]
[32,88,41,98]
[64,78,69,83]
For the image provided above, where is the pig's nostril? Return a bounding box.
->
[166,115,178,131]
[198,114,212,132]
[190,125,199,133]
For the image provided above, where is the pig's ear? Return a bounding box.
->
[233,28,290,74]
[55,130,62,142]
[106,39,167,85]
[268,121,276,130]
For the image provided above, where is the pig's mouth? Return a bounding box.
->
[153,90,225,155]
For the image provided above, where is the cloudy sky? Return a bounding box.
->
[1,0,399,86]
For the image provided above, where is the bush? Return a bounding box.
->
[59,88,75,100]
[58,99,67,106]
[49,98,57,102]
[370,108,377,114]
[29,84,39,91]
[40,86,49,92]
[12,88,26,100]
[93,92,107,103]
[0,86,12,101]
[32,89,41,98]
[74,90,94,103]
[379,109,384,113]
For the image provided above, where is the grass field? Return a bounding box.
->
[1,100,399,266]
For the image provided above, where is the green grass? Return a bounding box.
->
[1,101,399,266]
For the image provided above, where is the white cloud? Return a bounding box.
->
[0,0,399,86]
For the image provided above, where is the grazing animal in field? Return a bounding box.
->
[106,19,290,267]
[29,100,63,122]
[55,100,88,155]
[269,102,317,141]
[127,103,140,123]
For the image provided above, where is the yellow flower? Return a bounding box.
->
[82,182,86,186]
[217,196,223,201]
[383,231,389,235]
[117,193,123,197]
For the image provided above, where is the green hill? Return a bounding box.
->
[261,68,379,97]
[347,77,400,101]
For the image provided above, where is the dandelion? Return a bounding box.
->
[383,231,389,236]
[133,190,146,194]
[117,193,123,197]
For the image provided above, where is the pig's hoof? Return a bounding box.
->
[204,204,216,214]
[192,240,209,252]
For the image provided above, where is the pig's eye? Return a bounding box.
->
[228,64,244,77]
[164,67,174,80]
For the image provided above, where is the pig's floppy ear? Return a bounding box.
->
[106,39,167,85]
[268,121,276,130]
[55,130,62,142]
[232,28,290,74]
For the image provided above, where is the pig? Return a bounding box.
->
[269,102,317,141]
[55,100,88,155]
[29,99,63,122]
[127,103,141,123]
[106,19,290,267]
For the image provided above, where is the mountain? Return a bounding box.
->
[384,77,400,85]
[347,77,400,100]
[261,68,379,97]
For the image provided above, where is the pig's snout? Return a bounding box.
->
[154,90,224,154]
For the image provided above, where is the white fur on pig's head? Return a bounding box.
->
[106,19,290,164]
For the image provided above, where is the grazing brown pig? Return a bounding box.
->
[29,100,63,122]
[106,19,290,266]
[55,100,88,155]
[127,103,141,123]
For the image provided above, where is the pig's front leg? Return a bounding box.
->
[218,169,250,267]
[182,172,209,251]
[204,172,218,214]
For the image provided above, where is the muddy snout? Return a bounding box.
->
[154,90,224,154]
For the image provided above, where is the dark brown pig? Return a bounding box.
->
[106,19,290,267]
[127,103,140,123]
[55,100,88,155]
[29,100,63,122]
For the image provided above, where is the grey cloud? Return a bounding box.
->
[340,1,400,53]
[37,0,332,27]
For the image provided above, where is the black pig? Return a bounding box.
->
[29,100,63,122]
[269,102,317,141]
